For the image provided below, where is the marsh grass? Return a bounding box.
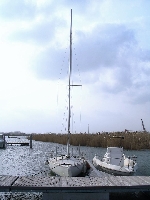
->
[31,132,150,150]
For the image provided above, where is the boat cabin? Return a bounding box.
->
[103,147,124,166]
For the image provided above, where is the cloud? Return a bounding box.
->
[9,18,66,45]
[26,20,150,106]
[0,0,150,132]
[74,24,136,70]
[32,47,69,80]
[28,23,136,80]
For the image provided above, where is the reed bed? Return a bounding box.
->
[31,131,150,150]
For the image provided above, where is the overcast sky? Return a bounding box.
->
[0,0,149,134]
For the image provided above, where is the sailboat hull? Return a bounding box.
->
[49,156,86,177]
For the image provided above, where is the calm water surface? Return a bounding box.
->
[0,137,150,176]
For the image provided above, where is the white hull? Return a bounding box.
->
[49,156,86,177]
[93,147,137,176]
[93,156,137,176]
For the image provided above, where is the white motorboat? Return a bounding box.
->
[0,134,7,149]
[93,146,138,175]
[48,9,87,177]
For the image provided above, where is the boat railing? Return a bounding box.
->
[50,145,86,159]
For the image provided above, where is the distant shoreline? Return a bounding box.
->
[31,131,150,150]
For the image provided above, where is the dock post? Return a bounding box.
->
[30,134,32,148]
[4,135,6,148]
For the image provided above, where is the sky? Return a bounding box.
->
[0,0,149,134]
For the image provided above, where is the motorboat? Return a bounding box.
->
[93,146,138,175]
[48,9,87,177]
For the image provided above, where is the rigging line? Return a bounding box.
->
[78,68,82,131]
[73,45,82,134]
[80,85,82,124]
[56,77,60,134]
[57,78,60,106]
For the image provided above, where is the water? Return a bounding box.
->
[81,146,150,176]
[0,137,150,176]
[0,137,150,199]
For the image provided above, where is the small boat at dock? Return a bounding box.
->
[49,149,87,177]
[93,146,138,175]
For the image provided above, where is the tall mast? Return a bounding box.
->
[67,9,72,156]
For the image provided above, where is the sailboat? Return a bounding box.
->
[48,9,87,177]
